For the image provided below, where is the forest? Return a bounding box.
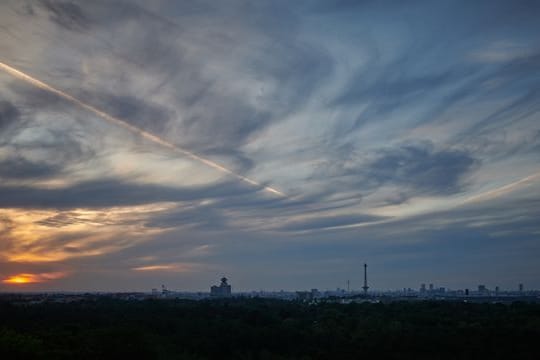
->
[1,298,539,359]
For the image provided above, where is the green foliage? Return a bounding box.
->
[0,299,539,359]
[0,328,45,359]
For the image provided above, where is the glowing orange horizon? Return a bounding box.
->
[3,274,34,284]
[2,272,67,284]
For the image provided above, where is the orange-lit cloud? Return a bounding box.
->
[132,263,198,272]
[2,204,175,263]
[2,272,67,284]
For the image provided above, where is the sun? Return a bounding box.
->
[2,272,67,284]
[2,274,37,284]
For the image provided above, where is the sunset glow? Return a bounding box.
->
[2,272,67,284]
[3,274,34,284]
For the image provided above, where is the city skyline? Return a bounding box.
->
[1,0,540,292]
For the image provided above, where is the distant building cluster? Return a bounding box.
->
[415,282,527,298]
[296,289,320,301]
[419,283,446,295]
[142,268,536,304]
[2,271,538,306]
[210,277,232,297]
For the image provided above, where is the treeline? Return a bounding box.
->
[0,298,539,359]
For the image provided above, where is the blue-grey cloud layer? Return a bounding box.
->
[0,0,539,291]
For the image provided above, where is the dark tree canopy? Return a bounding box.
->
[0,298,539,359]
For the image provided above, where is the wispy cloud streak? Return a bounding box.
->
[0,61,285,197]
[463,172,540,204]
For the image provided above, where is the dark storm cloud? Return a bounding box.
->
[0,125,96,180]
[314,142,477,198]
[0,94,99,180]
[366,143,477,195]
[0,100,19,129]
[0,178,258,209]
[0,156,61,179]
[0,99,27,148]
[38,0,90,31]
[17,127,93,160]
[143,205,227,230]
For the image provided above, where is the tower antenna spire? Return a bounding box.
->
[362,263,369,295]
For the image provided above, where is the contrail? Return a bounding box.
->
[0,61,285,197]
[462,172,540,204]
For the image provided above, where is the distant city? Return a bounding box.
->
[2,264,538,305]
[128,272,540,304]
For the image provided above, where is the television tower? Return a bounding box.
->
[362,263,369,295]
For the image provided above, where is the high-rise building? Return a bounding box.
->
[478,285,487,293]
[211,277,232,297]
[296,291,312,301]
[161,284,170,296]
[429,284,434,292]
[519,283,524,292]
[420,283,426,293]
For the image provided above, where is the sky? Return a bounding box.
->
[0,0,539,292]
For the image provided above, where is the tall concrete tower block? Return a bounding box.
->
[362,263,369,295]
[210,277,232,297]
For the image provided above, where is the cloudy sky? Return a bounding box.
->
[0,0,539,292]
